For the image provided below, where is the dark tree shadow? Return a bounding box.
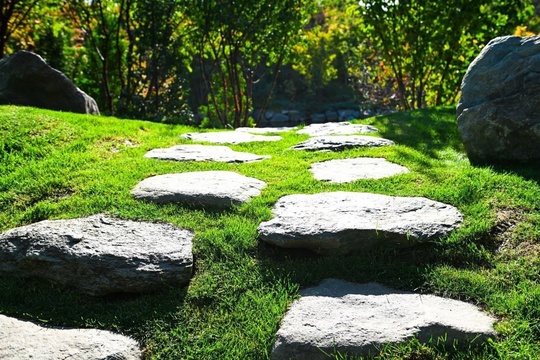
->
[0,275,187,341]
[373,107,464,156]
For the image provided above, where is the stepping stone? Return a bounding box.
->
[258,192,462,255]
[144,144,269,163]
[132,171,266,208]
[297,122,379,136]
[0,215,193,296]
[292,135,394,151]
[271,279,497,360]
[0,314,142,359]
[310,157,409,183]
[180,131,282,144]
[236,126,296,134]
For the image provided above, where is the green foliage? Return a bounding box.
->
[290,1,363,103]
[183,0,316,127]
[353,0,535,109]
[0,0,41,58]
[117,0,193,123]
[2,1,539,121]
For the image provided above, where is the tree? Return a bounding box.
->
[290,0,367,108]
[184,0,314,128]
[0,0,39,58]
[63,0,126,114]
[354,0,534,109]
[119,0,191,122]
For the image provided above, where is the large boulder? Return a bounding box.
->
[0,50,99,114]
[0,215,193,296]
[271,279,497,359]
[0,314,141,360]
[258,192,463,255]
[457,36,540,164]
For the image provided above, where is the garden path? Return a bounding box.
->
[0,123,496,358]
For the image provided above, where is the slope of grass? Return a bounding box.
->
[1,105,540,359]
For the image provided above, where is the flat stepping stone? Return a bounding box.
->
[297,122,379,136]
[236,126,296,134]
[144,144,269,163]
[311,157,409,183]
[0,314,141,359]
[292,135,394,151]
[180,131,282,144]
[132,171,266,208]
[271,279,496,359]
[258,192,462,255]
[0,215,193,296]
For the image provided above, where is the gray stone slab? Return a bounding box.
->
[0,215,193,296]
[236,126,296,134]
[297,122,379,136]
[258,192,462,255]
[132,171,266,208]
[0,314,141,360]
[271,279,497,360]
[292,136,394,151]
[144,144,269,163]
[310,157,409,183]
[180,131,282,144]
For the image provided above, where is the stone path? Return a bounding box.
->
[0,314,142,359]
[271,279,496,360]
[297,122,379,136]
[144,144,269,163]
[180,131,282,144]
[132,171,266,208]
[0,117,496,357]
[292,135,394,151]
[258,192,463,255]
[310,157,409,183]
[0,214,193,296]
[236,126,296,134]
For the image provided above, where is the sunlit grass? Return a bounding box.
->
[1,105,540,358]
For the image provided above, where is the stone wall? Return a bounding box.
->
[255,108,377,127]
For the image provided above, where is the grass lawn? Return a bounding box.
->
[1,105,540,359]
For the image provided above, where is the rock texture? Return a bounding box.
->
[0,51,99,114]
[310,157,409,183]
[180,131,282,144]
[271,279,497,360]
[144,144,269,163]
[132,171,266,208]
[0,215,193,296]
[292,136,394,151]
[297,122,379,136]
[236,126,296,134]
[457,35,540,164]
[258,192,462,254]
[0,314,141,360]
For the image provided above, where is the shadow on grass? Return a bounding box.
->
[489,162,540,185]
[256,233,497,294]
[373,107,464,156]
[256,241,441,292]
[0,275,187,340]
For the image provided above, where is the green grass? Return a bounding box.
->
[1,105,540,359]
